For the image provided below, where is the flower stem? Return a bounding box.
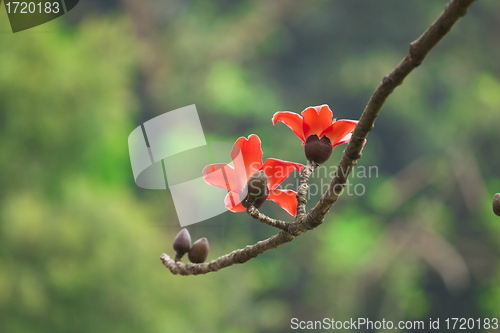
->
[295,162,318,222]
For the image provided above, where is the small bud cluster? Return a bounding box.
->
[173,228,210,263]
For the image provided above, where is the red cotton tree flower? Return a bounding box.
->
[272,104,358,164]
[202,134,304,216]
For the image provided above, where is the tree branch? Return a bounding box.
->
[303,0,476,227]
[161,0,476,275]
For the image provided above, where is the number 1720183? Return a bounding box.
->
[5,2,60,14]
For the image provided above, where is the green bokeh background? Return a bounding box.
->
[1,1,500,332]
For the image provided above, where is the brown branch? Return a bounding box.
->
[161,0,476,275]
[303,0,476,227]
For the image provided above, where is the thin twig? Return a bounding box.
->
[246,205,296,234]
[161,0,476,275]
[295,163,318,222]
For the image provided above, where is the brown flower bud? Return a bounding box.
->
[240,170,269,209]
[304,135,332,164]
[173,228,191,260]
[188,237,210,264]
[493,193,500,217]
[247,170,268,200]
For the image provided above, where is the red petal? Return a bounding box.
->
[261,158,304,190]
[202,164,241,192]
[302,105,334,139]
[231,134,264,185]
[333,133,351,147]
[224,192,246,212]
[272,111,305,143]
[268,189,298,216]
[320,119,358,146]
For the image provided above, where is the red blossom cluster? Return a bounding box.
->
[203,105,358,216]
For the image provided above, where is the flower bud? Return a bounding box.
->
[173,228,191,260]
[188,237,210,264]
[247,170,268,200]
[493,193,500,217]
[304,135,332,164]
[240,170,269,209]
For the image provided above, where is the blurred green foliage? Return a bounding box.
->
[1,0,500,332]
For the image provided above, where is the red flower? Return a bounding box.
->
[272,104,358,148]
[202,134,304,216]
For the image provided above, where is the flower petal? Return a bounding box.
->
[261,158,304,190]
[231,134,264,186]
[302,105,334,139]
[268,189,298,216]
[272,111,305,143]
[320,119,358,146]
[334,133,351,147]
[202,163,241,192]
[224,191,246,212]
